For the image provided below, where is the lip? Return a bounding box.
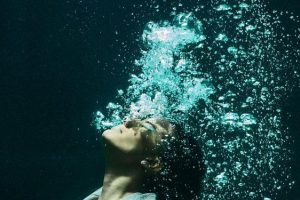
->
[102,125,126,136]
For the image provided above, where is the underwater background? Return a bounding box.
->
[1,0,300,200]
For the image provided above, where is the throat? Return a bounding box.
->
[99,169,144,200]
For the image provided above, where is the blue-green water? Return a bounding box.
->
[94,0,299,199]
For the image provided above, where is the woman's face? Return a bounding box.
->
[102,118,171,159]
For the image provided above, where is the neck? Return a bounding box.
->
[99,161,144,200]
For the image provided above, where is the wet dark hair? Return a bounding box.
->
[143,122,206,200]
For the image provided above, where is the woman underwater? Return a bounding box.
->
[84,118,206,200]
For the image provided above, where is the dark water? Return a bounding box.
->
[1,0,299,200]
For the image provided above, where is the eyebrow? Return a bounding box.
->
[152,119,170,131]
[142,121,157,132]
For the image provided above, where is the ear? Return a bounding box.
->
[140,156,162,173]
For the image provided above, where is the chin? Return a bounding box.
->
[101,128,121,142]
[102,129,114,141]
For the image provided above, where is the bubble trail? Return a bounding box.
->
[94,0,300,199]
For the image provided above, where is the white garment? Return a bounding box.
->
[83,187,156,200]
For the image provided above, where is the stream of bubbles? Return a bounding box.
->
[94,0,299,199]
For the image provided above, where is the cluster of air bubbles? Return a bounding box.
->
[95,12,212,129]
[94,0,299,199]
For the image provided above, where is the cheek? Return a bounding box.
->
[141,133,159,154]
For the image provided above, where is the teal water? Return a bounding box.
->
[94,0,299,199]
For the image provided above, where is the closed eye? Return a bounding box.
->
[142,121,156,132]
